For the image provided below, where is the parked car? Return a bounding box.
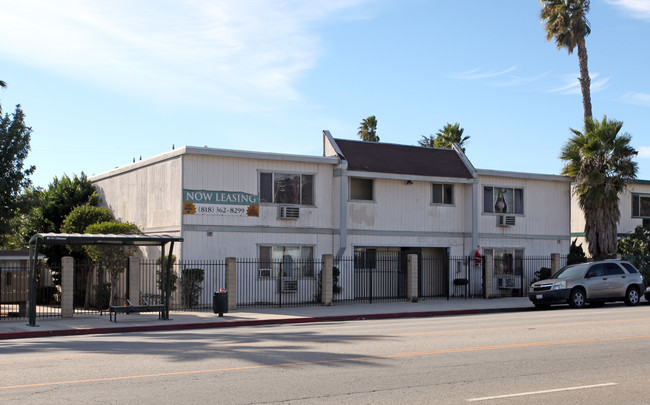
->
[645,286,650,302]
[528,260,644,309]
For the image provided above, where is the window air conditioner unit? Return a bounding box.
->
[496,215,516,227]
[279,278,298,292]
[258,269,271,278]
[279,206,300,219]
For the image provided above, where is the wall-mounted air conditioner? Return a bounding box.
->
[258,269,271,278]
[496,215,516,227]
[279,206,300,219]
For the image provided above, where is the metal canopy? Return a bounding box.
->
[29,233,183,246]
[27,232,183,326]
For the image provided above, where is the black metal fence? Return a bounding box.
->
[139,260,226,311]
[446,256,485,298]
[336,253,485,303]
[73,260,114,315]
[2,253,581,320]
[491,255,568,297]
[236,258,322,308]
[1,262,60,321]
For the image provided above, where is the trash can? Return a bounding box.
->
[213,291,228,316]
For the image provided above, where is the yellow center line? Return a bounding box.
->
[2,334,650,391]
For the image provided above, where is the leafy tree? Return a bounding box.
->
[430,122,469,152]
[0,103,35,235]
[30,173,98,267]
[180,268,205,308]
[567,239,587,265]
[61,205,114,236]
[61,205,115,307]
[0,186,41,249]
[85,221,141,306]
[540,0,592,121]
[417,135,436,148]
[156,254,178,296]
[36,173,99,234]
[560,116,637,259]
[357,116,379,142]
[618,225,650,283]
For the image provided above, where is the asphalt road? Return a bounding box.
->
[2,304,650,404]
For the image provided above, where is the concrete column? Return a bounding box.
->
[128,256,140,304]
[61,256,74,318]
[322,254,333,306]
[225,257,237,310]
[484,252,494,298]
[550,253,561,275]
[407,254,418,302]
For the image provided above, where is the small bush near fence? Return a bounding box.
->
[180,268,205,308]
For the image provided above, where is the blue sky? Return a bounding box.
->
[1,0,649,189]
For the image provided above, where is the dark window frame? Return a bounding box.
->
[349,177,374,201]
[259,172,315,206]
[432,183,454,205]
[483,186,524,215]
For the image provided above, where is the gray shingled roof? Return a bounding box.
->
[333,139,473,179]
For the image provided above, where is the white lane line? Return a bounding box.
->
[467,382,618,402]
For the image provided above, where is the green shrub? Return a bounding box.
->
[316,265,342,301]
[180,268,205,308]
[534,267,552,282]
[36,286,59,305]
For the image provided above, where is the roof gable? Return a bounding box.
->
[333,139,473,179]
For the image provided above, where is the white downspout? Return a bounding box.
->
[336,162,348,260]
[452,143,479,254]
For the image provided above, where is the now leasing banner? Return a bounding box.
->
[183,189,259,217]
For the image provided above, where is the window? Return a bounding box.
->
[487,248,523,275]
[259,172,314,205]
[350,178,374,201]
[258,245,314,277]
[432,183,453,205]
[354,248,377,269]
[483,186,523,214]
[631,193,650,217]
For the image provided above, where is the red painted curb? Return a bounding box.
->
[0,307,527,340]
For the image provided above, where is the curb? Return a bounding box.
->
[0,306,532,340]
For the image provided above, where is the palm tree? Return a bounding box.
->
[540,0,592,121]
[560,116,637,259]
[357,116,379,142]
[432,122,469,153]
[417,135,436,148]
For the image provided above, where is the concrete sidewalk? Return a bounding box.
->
[0,297,534,340]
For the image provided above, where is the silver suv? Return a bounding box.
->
[528,260,644,309]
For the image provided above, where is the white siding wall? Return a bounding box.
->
[181,154,337,259]
[478,174,571,256]
[93,157,183,232]
[346,177,471,256]
[619,183,650,233]
[348,178,469,232]
[571,182,650,254]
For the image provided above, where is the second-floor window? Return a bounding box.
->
[259,172,314,205]
[632,193,650,217]
[432,183,453,205]
[483,186,524,214]
[350,177,374,201]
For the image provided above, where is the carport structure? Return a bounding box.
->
[27,233,183,326]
